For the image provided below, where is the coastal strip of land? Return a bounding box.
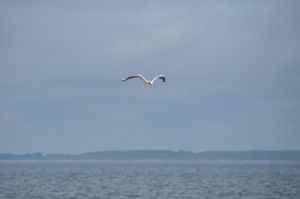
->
[1,150,300,161]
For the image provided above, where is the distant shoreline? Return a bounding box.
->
[1,150,300,161]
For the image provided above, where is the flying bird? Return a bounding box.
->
[121,74,166,88]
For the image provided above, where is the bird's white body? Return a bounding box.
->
[121,74,166,88]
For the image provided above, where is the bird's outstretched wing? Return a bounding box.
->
[121,74,148,84]
[152,75,167,83]
[158,75,166,82]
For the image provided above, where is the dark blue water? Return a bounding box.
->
[0,160,299,199]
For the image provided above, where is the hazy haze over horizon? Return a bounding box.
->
[1,1,300,154]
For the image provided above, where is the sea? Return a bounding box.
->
[0,160,299,199]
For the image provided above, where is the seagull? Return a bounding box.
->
[121,74,167,88]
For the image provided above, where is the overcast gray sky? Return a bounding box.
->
[1,0,299,155]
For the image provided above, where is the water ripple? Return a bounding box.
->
[0,161,299,199]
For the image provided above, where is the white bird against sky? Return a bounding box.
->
[121,74,167,88]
